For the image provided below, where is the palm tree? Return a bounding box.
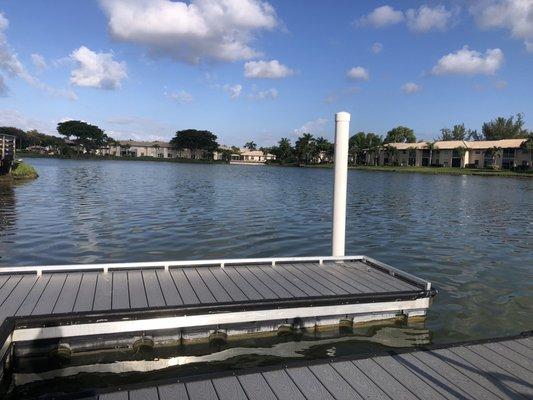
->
[425,142,437,166]
[453,146,467,167]
[295,133,317,164]
[244,141,257,151]
[519,135,533,168]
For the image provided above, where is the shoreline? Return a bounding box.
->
[17,153,532,177]
[296,163,533,178]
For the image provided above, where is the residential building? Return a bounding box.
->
[103,140,214,160]
[366,138,530,169]
[230,149,276,164]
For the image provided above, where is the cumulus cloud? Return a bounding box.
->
[401,82,422,94]
[70,46,127,90]
[224,84,242,99]
[406,5,454,32]
[294,117,328,136]
[31,53,47,70]
[244,60,293,78]
[0,13,76,99]
[0,75,7,96]
[99,0,278,63]
[371,42,383,54]
[248,87,278,99]
[357,5,404,28]
[0,109,57,133]
[165,90,193,103]
[470,0,533,52]
[347,66,369,80]
[432,46,504,75]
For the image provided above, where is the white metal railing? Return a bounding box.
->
[1,134,15,159]
[0,255,431,290]
[0,255,364,275]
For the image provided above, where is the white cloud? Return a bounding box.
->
[470,0,533,52]
[248,87,278,100]
[70,46,127,90]
[405,5,454,32]
[357,6,404,28]
[0,75,7,96]
[293,117,328,136]
[432,46,504,75]
[347,66,369,80]
[401,82,422,94]
[244,60,293,78]
[224,83,242,99]
[31,53,47,70]
[165,90,193,103]
[371,42,383,54]
[0,13,76,100]
[99,0,278,63]
[0,109,57,133]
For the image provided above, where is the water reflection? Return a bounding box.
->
[13,322,429,397]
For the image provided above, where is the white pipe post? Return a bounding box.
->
[332,111,350,257]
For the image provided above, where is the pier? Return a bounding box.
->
[0,134,16,174]
[0,256,434,380]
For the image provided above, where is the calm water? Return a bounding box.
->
[0,158,532,345]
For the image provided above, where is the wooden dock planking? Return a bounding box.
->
[88,336,532,400]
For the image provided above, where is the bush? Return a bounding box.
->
[10,162,38,179]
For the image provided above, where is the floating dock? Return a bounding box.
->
[0,256,434,382]
[37,333,533,399]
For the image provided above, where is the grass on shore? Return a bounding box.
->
[7,162,38,180]
[299,163,532,177]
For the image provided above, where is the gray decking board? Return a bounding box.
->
[237,373,278,400]
[31,273,67,315]
[182,268,216,304]
[343,261,418,292]
[282,265,337,296]
[142,270,167,308]
[155,270,183,306]
[54,273,83,314]
[157,383,189,400]
[15,274,51,316]
[112,271,130,310]
[483,342,533,372]
[211,376,248,400]
[170,269,199,305]
[128,271,149,309]
[285,367,335,400]
[221,267,263,301]
[92,273,112,311]
[307,364,364,400]
[232,267,278,299]
[74,273,98,312]
[208,267,249,302]
[196,268,233,303]
[260,266,309,297]
[245,266,293,298]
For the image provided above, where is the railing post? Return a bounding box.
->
[332,112,350,257]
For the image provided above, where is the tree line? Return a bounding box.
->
[0,113,531,163]
[266,113,532,165]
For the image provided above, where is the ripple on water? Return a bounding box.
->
[0,158,531,343]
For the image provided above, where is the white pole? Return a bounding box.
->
[332,111,350,257]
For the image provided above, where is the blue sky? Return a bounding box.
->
[0,0,532,146]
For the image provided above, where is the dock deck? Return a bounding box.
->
[93,334,533,400]
[0,256,434,387]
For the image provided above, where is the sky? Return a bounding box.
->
[0,0,532,146]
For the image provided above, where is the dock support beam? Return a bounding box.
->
[332,111,350,257]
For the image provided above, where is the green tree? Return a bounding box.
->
[315,136,333,163]
[383,144,399,165]
[384,126,416,143]
[170,129,219,159]
[270,137,294,163]
[482,113,529,140]
[244,141,257,151]
[295,133,318,164]
[519,134,533,167]
[439,124,468,141]
[57,120,111,154]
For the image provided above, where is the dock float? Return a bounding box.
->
[0,256,434,380]
[56,333,533,399]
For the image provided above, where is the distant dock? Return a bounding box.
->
[0,134,16,174]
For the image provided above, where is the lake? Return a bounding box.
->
[0,157,532,346]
